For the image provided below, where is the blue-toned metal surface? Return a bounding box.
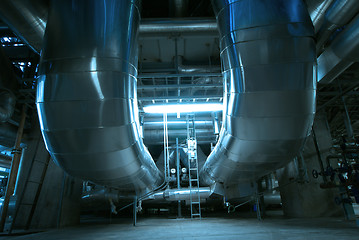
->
[0,0,47,54]
[316,0,359,50]
[36,0,163,193]
[200,0,316,186]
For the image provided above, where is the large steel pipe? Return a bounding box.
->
[0,0,47,54]
[146,187,212,201]
[144,128,216,144]
[200,0,316,186]
[317,13,359,83]
[306,0,335,32]
[36,0,162,193]
[316,0,359,51]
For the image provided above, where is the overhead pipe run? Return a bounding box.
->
[0,0,218,53]
[317,13,359,83]
[82,187,213,205]
[176,56,220,74]
[200,0,316,186]
[146,187,212,201]
[36,0,163,193]
[139,18,218,36]
[143,115,218,144]
[0,0,47,54]
[306,0,335,32]
[316,0,359,52]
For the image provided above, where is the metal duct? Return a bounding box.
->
[176,56,220,74]
[143,114,218,144]
[146,187,212,201]
[139,18,218,36]
[317,13,359,83]
[0,0,47,54]
[306,0,335,32]
[0,47,17,122]
[316,0,359,51]
[200,0,316,186]
[82,187,213,204]
[143,120,214,130]
[144,128,217,144]
[36,0,163,193]
[0,1,218,52]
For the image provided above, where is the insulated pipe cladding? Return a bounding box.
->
[36,0,163,193]
[200,0,316,186]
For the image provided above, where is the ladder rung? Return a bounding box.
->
[192,202,200,204]
[189,168,197,171]
[190,179,198,181]
[192,213,201,216]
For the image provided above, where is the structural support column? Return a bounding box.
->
[0,105,27,232]
[176,138,182,218]
[133,196,137,226]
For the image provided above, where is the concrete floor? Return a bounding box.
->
[1,215,359,240]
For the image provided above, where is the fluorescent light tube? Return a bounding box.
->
[143,103,223,114]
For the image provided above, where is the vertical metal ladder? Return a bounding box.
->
[187,114,201,219]
[9,138,51,233]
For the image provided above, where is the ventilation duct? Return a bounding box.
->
[0,0,47,54]
[0,0,218,54]
[139,19,218,35]
[200,0,316,186]
[143,117,217,144]
[316,0,359,52]
[306,0,335,32]
[317,13,359,83]
[176,56,220,74]
[36,0,162,193]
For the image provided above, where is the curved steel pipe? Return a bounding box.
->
[306,0,335,32]
[0,0,47,54]
[36,0,163,193]
[316,0,359,51]
[317,13,359,83]
[200,0,316,186]
[144,128,217,144]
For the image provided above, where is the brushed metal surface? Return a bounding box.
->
[317,13,359,83]
[0,0,47,54]
[316,0,359,50]
[306,0,334,32]
[36,0,163,193]
[200,0,316,186]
